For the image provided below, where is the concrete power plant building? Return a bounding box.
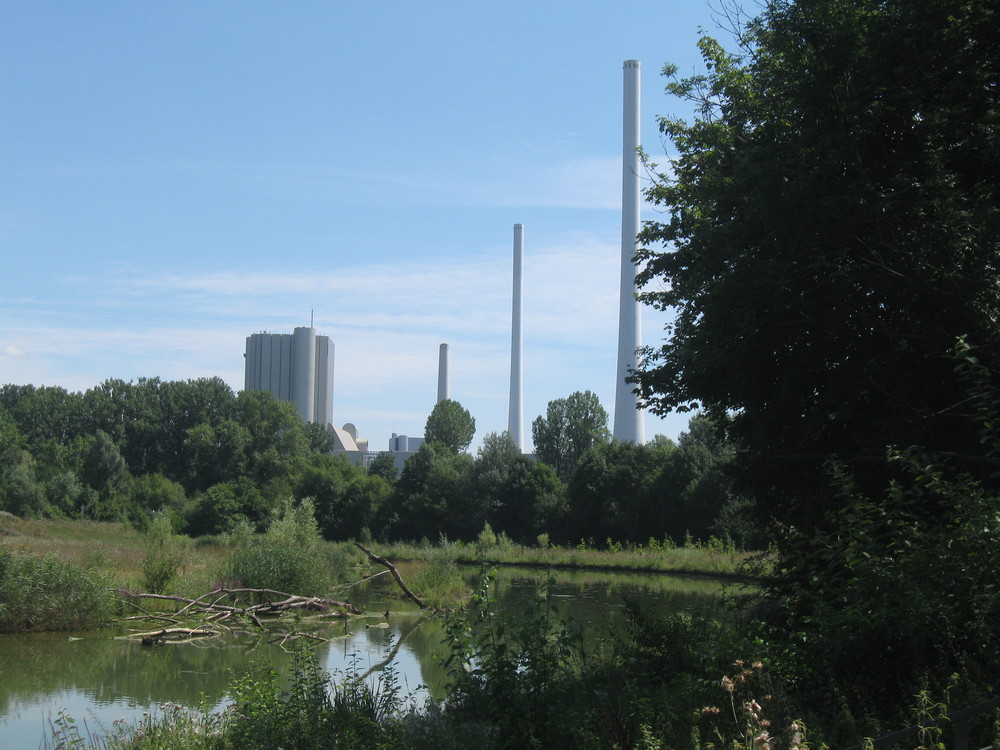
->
[614,59,646,444]
[244,327,334,425]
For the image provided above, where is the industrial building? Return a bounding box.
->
[244,326,334,425]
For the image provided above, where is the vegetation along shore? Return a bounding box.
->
[3,0,1000,747]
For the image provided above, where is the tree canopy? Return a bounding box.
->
[531,390,610,480]
[633,0,1000,526]
[632,0,1000,721]
[424,399,476,454]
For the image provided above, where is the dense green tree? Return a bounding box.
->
[234,390,309,486]
[4,385,85,446]
[424,399,476,453]
[128,473,187,530]
[180,419,250,492]
[631,0,1000,725]
[633,0,1000,530]
[184,478,268,536]
[0,404,23,464]
[566,440,669,543]
[531,390,611,480]
[303,421,336,455]
[470,432,566,542]
[0,456,47,517]
[390,442,473,540]
[367,451,398,483]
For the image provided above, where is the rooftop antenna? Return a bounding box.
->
[310,309,314,327]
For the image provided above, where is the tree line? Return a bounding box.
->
[0,378,746,547]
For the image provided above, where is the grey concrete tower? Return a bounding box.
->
[244,326,333,425]
[508,224,524,450]
[613,59,646,443]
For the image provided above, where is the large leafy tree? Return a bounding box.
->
[632,0,1000,724]
[424,399,476,454]
[633,0,1000,528]
[531,390,610,480]
[470,432,566,542]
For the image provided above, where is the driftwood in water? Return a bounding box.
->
[354,542,428,609]
[114,587,363,639]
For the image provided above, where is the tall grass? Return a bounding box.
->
[378,535,760,578]
[0,548,117,632]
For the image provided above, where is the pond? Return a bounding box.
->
[0,566,731,749]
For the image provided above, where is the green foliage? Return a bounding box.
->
[140,514,187,594]
[222,646,405,749]
[531,390,610,481]
[129,473,187,531]
[0,549,116,632]
[470,431,567,544]
[296,455,391,541]
[424,399,476,454]
[634,0,1000,531]
[407,538,467,608]
[442,568,592,748]
[367,451,398,483]
[185,478,269,537]
[390,442,473,541]
[220,499,342,596]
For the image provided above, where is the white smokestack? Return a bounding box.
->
[437,343,450,403]
[508,224,524,450]
[613,59,646,443]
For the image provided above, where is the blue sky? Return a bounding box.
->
[1,1,725,452]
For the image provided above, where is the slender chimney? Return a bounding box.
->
[437,343,450,403]
[508,224,524,450]
[613,60,646,443]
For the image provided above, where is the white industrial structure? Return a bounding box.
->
[244,326,334,425]
[613,59,647,444]
[437,343,450,403]
[508,224,525,450]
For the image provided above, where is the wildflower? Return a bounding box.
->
[722,676,735,693]
[702,706,721,715]
[752,661,764,670]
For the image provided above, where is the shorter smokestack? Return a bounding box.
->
[437,343,450,402]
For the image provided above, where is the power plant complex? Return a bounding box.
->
[243,61,648,456]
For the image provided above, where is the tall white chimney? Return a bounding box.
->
[437,343,450,403]
[613,59,646,443]
[508,224,524,450]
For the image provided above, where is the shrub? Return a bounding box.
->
[139,514,187,594]
[219,498,343,596]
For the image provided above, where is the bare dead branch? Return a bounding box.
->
[354,542,428,609]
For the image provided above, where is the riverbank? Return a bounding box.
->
[0,516,759,590]
[377,537,762,580]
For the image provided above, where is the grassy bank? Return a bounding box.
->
[377,535,760,579]
[0,515,754,635]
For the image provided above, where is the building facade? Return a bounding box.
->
[244,326,334,425]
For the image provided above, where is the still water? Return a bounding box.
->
[0,566,727,749]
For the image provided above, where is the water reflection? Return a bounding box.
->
[0,566,727,749]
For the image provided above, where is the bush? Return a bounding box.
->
[139,514,187,594]
[0,549,117,632]
[220,498,343,596]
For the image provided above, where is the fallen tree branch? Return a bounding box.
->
[122,627,220,645]
[354,542,428,609]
